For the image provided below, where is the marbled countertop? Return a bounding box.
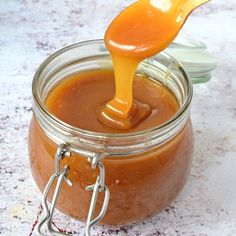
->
[0,0,236,235]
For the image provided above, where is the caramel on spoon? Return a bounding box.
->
[98,0,210,130]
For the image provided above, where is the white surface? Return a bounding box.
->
[0,0,236,235]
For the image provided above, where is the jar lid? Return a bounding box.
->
[165,38,218,84]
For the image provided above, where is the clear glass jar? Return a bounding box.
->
[28,40,193,226]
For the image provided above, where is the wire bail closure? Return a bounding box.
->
[36,144,110,236]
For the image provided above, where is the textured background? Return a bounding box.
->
[0,0,236,235]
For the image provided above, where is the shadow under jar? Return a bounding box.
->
[28,40,194,226]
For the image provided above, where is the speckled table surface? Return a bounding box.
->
[0,0,236,235]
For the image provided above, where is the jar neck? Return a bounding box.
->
[32,40,192,156]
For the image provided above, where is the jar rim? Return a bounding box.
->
[32,39,192,141]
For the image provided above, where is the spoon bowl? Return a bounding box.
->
[105,0,210,59]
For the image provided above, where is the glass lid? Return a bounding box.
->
[164,38,218,84]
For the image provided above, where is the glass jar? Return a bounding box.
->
[28,40,193,231]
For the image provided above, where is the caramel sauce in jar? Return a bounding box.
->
[29,41,193,225]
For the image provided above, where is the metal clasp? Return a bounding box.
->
[36,144,72,236]
[36,144,110,236]
[85,156,110,236]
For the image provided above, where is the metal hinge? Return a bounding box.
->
[36,144,110,236]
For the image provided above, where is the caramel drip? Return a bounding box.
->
[99,0,210,130]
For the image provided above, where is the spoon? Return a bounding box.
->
[99,0,210,130]
[105,0,211,59]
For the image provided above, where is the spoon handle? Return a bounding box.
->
[183,0,210,10]
[180,0,211,22]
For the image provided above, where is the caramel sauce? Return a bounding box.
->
[46,70,179,133]
[31,70,190,225]
[99,0,209,130]
[29,114,193,225]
